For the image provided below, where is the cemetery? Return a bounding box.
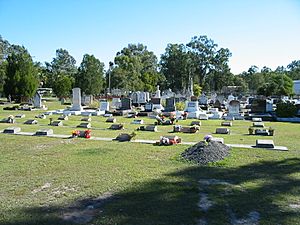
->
[1,9,300,223]
[0,88,299,225]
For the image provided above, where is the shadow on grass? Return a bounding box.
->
[2,158,300,225]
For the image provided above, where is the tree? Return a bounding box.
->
[287,60,300,80]
[45,48,77,96]
[4,45,38,102]
[193,83,202,97]
[110,43,161,92]
[160,44,191,92]
[75,54,105,95]
[0,36,11,95]
[53,74,72,98]
[257,73,294,96]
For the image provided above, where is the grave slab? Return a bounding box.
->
[24,119,38,125]
[216,127,230,134]
[109,124,124,130]
[106,118,116,123]
[256,139,275,148]
[252,117,262,122]
[58,115,68,120]
[3,127,21,134]
[77,123,91,128]
[211,137,224,144]
[131,119,144,124]
[50,121,63,126]
[15,114,25,118]
[221,121,232,127]
[81,117,92,122]
[35,129,54,136]
[253,122,264,127]
[191,121,201,126]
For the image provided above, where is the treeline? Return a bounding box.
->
[0,35,299,101]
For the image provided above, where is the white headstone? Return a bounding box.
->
[228,94,235,102]
[71,88,82,111]
[155,85,161,98]
[199,93,208,105]
[33,92,42,108]
[111,98,121,109]
[99,101,109,111]
[228,100,240,115]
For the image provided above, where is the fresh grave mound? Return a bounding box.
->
[181,140,230,164]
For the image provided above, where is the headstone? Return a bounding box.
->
[252,118,262,122]
[58,115,68,120]
[164,98,176,112]
[70,88,83,111]
[115,133,133,142]
[221,121,232,127]
[0,117,15,124]
[155,85,161,98]
[33,92,42,108]
[190,96,198,102]
[99,101,109,112]
[120,98,132,110]
[15,114,25,118]
[77,123,91,128]
[106,117,116,123]
[151,98,164,112]
[199,93,208,105]
[184,101,202,119]
[3,127,21,134]
[216,127,230,134]
[139,125,157,132]
[50,121,63,126]
[111,98,121,109]
[144,103,153,112]
[181,126,199,133]
[103,113,113,117]
[35,114,46,119]
[266,99,273,112]
[131,92,138,105]
[210,93,217,104]
[225,100,243,120]
[35,129,53,136]
[208,108,223,119]
[173,125,182,132]
[228,100,240,114]
[228,94,235,102]
[81,117,92,122]
[24,119,38,125]
[256,139,275,148]
[255,129,269,135]
[45,111,53,116]
[211,137,224,144]
[131,119,144,124]
[109,124,124,130]
[250,99,267,113]
[81,95,93,106]
[191,121,201,126]
[253,122,264,127]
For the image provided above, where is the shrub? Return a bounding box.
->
[276,102,297,117]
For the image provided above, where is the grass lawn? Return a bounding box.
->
[0,100,299,224]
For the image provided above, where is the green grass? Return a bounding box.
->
[0,100,299,224]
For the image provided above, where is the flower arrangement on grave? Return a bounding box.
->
[248,127,254,135]
[84,129,91,139]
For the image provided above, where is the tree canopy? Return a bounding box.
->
[3,45,38,101]
[109,43,162,92]
[75,54,105,95]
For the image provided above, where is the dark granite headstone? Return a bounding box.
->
[151,98,161,105]
[120,98,132,110]
[24,119,38,125]
[164,98,176,112]
[216,127,230,134]
[251,99,267,113]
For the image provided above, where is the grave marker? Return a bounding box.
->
[216,127,230,134]
[3,127,21,134]
[256,139,275,148]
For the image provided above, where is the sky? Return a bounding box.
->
[0,0,300,74]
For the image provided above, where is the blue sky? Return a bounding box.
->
[0,0,299,74]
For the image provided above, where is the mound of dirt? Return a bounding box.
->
[181,140,230,165]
